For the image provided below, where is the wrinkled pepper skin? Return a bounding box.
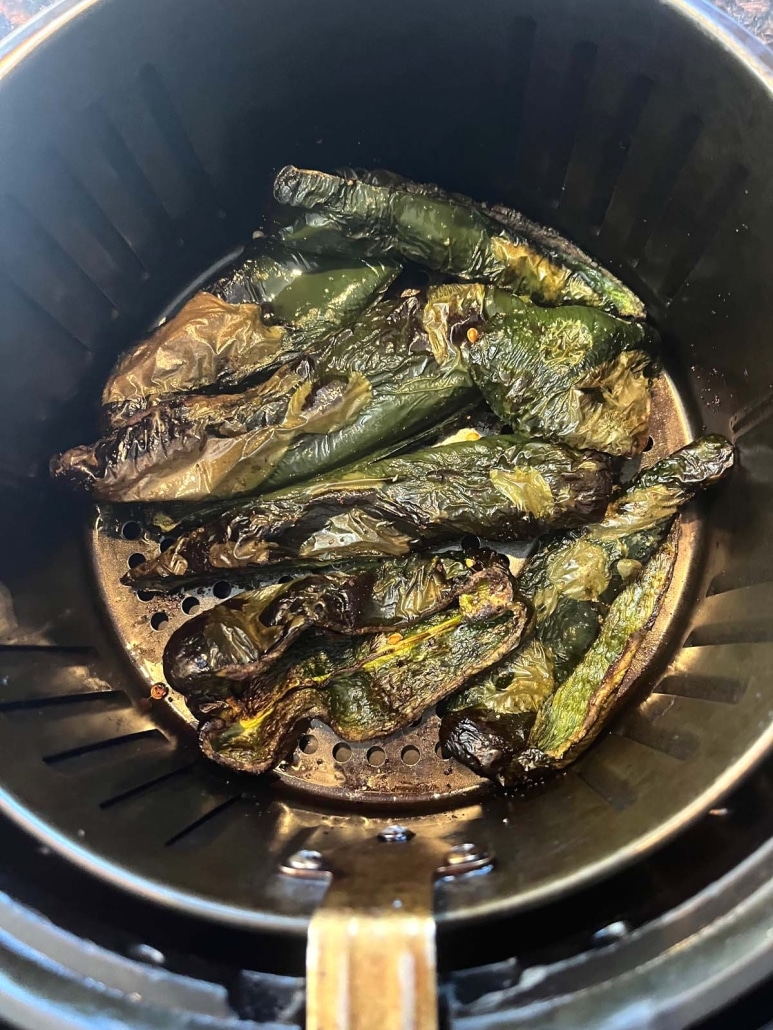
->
[441,435,735,780]
[59,292,477,505]
[260,291,476,491]
[207,237,400,343]
[418,281,659,457]
[194,562,530,775]
[127,435,615,588]
[52,359,371,503]
[102,238,398,427]
[465,287,660,457]
[517,538,677,779]
[274,166,644,318]
[164,550,505,711]
[101,294,291,429]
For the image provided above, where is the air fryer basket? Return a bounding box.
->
[1,0,773,982]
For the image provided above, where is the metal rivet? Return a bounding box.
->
[127,943,166,966]
[591,920,631,946]
[437,841,494,879]
[446,842,485,865]
[286,849,325,872]
[378,825,415,843]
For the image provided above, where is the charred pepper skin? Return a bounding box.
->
[417,281,659,457]
[102,237,399,427]
[441,435,735,783]
[164,550,507,712]
[274,165,644,318]
[54,292,477,505]
[127,434,616,588]
[52,358,372,503]
[193,559,531,775]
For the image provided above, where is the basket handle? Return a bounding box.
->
[283,830,493,1030]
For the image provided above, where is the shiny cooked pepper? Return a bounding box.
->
[440,435,735,782]
[101,237,399,427]
[55,291,478,504]
[52,359,372,503]
[421,282,659,457]
[195,558,530,775]
[274,166,644,318]
[126,434,616,588]
[164,549,520,714]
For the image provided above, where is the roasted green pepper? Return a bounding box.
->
[260,290,476,491]
[52,359,371,503]
[519,537,677,778]
[127,434,615,588]
[101,237,399,427]
[441,435,734,780]
[207,236,400,342]
[101,294,291,429]
[164,550,507,712]
[59,292,477,504]
[195,561,530,775]
[274,166,644,318]
[463,286,659,457]
[419,280,659,456]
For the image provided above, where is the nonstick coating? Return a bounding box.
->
[0,0,772,934]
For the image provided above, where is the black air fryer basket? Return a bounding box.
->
[2,0,773,1026]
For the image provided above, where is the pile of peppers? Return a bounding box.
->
[51,167,735,787]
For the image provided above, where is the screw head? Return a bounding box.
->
[437,841,494,878]
[446,842,485,865]
[127,942,166,966]
[150,683,168,700]
[591,920,631,946]
[378,825,415,843]
[286,849,325,872]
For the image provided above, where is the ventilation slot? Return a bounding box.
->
[685,622,773,648]
[18,146,149,315]
[48,729,171,777]
[165,794,243,848]
[4,193,120,313]
[685,583,773,647]
[137,65,225,220]
[44,729,166,768]
[105,768,241,849]
[82,101,182,252]
[512,37,598,212]
[575,756,637,812]
[0,643,96,656]
[1,689,158,764]
[708,558,773,597]
[655,674,746,705]
[0,195,116,349]
[586,75,653,231]
[615,711,698,762]
[134,62,230,255]
[656,163,749,302]
[100,760,197,809]
[730,390,773,441]
[0,275,89,360]
[626,114,702,261]
[543,41,598,208]
[0,689,121,713]
[501,18,538,174]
